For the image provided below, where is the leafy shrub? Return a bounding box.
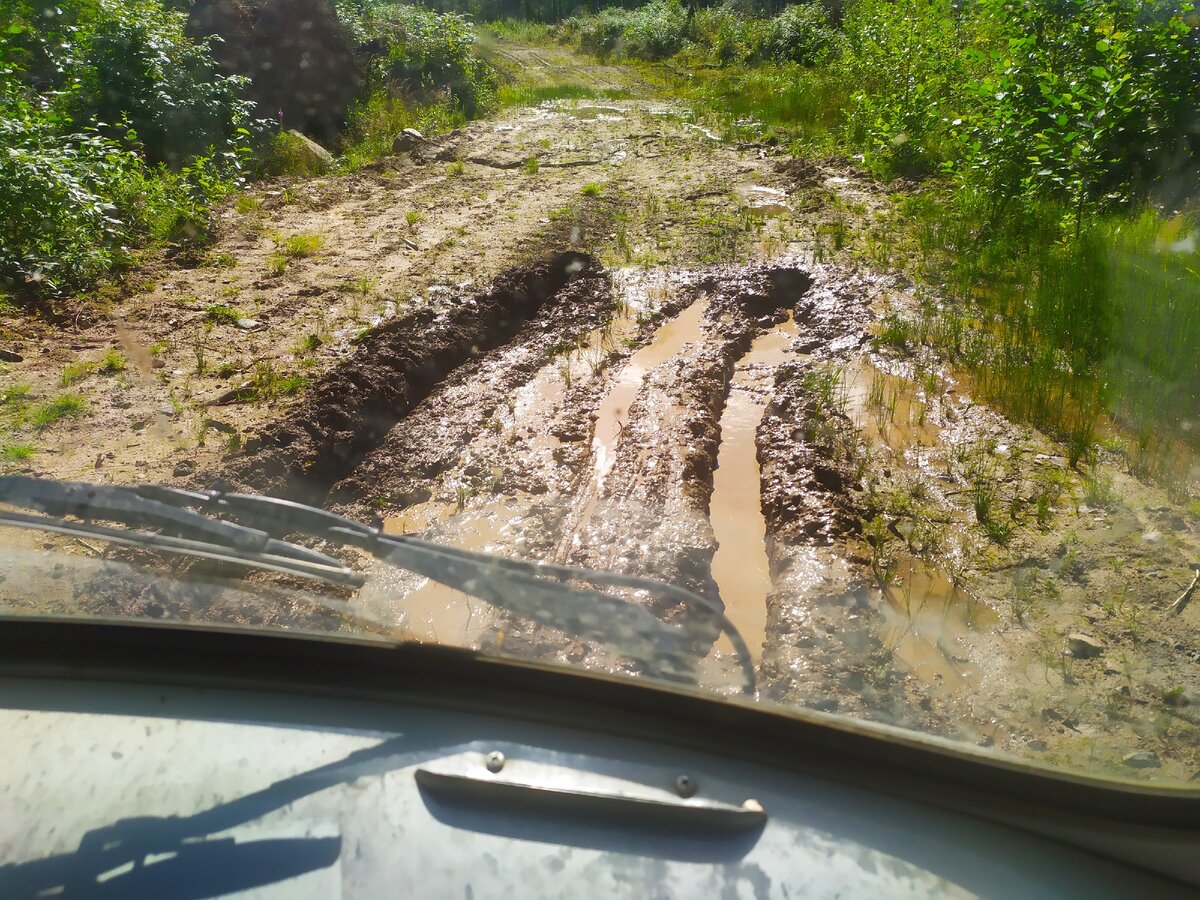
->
[0,0,255,296]
[959,0,1197,221]
[624,0,688,60]
[0,93,143,293]
[340,2,497,117]
[576,8,631,58]
[687,6,769,65]
[841,0,966,177]
[63,0,256,168]
[767,2,839,65]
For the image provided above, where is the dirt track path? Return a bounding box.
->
[5,39,1199,780]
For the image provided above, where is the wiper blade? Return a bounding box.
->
[0,477,360,585]
[0,477,756,691]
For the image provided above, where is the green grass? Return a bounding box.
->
[31,393,87,429]
[1,442,35,461]
[581,182,603,197]
[446,159,465,176]
[293,333,323,355]
[101,349,127,373]
[247,361,308,402]
[60,361,96,387]
[639,61,849,152]
[521,156,540,176]
[882,194,1200,484]
[341,92,467,170]
[1,383,31,408]
[494,82,630,107]
[282,233,323,258]
[204,304,242,326]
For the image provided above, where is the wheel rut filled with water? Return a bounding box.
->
[207,254,922,700]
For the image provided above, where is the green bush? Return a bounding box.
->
[576,8,631,58]
[339,2,497,117]
[62,0,255,168]
[841,0,966,177]
[767,2,839,65]
[0,96,142,292]
[959,0,1197,222]
[0,0,255,296]
[624,0,688,60]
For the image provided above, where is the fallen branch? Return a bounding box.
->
[1168,567,1200,617]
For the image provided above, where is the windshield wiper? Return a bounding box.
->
[0,477,756,691]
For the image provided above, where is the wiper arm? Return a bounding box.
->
[0,478,362,587]
[0,477,756,691]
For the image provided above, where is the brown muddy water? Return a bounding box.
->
[590,298,708,496]
[226,256,877,690]
[709,314,803,661]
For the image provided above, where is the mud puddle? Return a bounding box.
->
[844,360,941,449]
[879,563,995,688]
[374,500,514,643]
[709,314,803,661]
[590,297,708,495]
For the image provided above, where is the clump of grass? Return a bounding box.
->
[1,443,35,461]
[60,361,96,387]
[234,195,261,215]
[248,361,308,402]
[282,233,323,258]
[581,182,603,197]
[522,156,540,176]
[206,251,237,268]
[204,304,242,326]
[293,333,323,355]
[446,159,465,176]
[148,340,168,356]
[351,276,378,296]
[101,349,127,373]
[267,252,288,276]
[2,383,31,408]
[404,209,424,229]
[1083,466,1117,510]
[31,393,87,429]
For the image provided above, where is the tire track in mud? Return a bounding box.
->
[204,230,931,713]
[214,251,599,498]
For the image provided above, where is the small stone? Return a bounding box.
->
[1142,530,1164,544]
[1066,632,1104,659]
[1123,751,1161,769]
[1027,740,1049,752]
[392,128,425,154]
[0,348,23,362]
[173,460,196,477]
[151,357,166,369]
[157,404,176,418]
[282,129,333,173]
[235,318,260,330]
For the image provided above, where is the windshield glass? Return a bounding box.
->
[2,0,1198,788]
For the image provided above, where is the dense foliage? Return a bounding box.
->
[544,1,1200,463]
[339,0,496,117]
[1,0,256,296]
[1,0,498,299]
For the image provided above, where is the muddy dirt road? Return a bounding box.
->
[5,40,1199,781]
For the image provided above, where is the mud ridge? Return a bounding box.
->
[330,269,615,516]
[756,268,925,720]
[216,251,599,497]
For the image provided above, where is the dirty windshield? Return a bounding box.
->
[2,0,1199,787]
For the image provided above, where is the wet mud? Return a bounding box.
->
[216,252,599,497]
